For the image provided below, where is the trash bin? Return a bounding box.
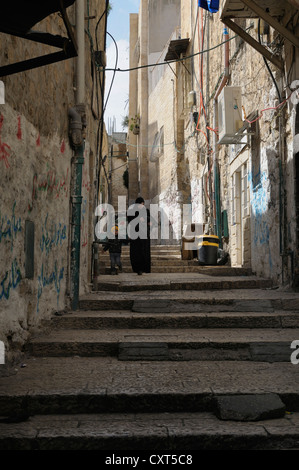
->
[197,235,219,265]
[181,223,203,260]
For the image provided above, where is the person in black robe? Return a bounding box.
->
[128,197,151,275]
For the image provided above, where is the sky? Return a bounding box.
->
[104,0,140,134]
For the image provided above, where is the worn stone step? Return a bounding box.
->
[102,266,252,274]
[51,310,299,330]
[1,410,299,450]
[101,258,200,266]
[95,276,272,291]
[79,289,299,312]
[26,327,299,362]
[1,358,299,416]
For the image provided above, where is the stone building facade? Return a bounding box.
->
[0,0,109,361]
[128,0,299,286]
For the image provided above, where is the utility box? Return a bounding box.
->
[218,86,243,144]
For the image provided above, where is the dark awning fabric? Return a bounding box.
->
[0,0,76,34]
[0,0,77,76]
[165,38,190,61]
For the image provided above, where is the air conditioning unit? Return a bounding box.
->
[218,86,243,144]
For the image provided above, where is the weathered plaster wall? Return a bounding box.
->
[0,103,71,357]
[179,3,299,285]
[0,1,107,360]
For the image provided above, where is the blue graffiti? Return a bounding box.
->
[0,202,22,250]
[249,171,269,215]
[0,258,22,300]
[37,261,64,312]
[40,214,67,255]
[253,213,270,246]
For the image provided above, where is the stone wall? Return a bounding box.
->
[132,0,299,284]
[0,1,108,361]
[179,2,299,285]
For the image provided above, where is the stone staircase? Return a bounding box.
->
[99,244,239,274]
[1,245,299,450]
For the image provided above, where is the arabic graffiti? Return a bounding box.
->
[40,214,67,256]
[0,201,22,250]
[0,259,22,301]
[37,261,65,312]
[28,168,69,212]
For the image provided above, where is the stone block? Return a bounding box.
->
[250,342,291,362]
[215,394,286,421]
[118,342,169,360]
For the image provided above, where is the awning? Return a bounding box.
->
[165,38,190,61]
[0,0,77,76]
[220,0,299,71]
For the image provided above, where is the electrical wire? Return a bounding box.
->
[110,87,298,152]
[105,26,253,73]
[195,9,217,150]
[104,32,118,115]
[244,89,297,124]
[258,18,282,103]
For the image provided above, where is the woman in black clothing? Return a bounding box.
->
[128,197,151,275]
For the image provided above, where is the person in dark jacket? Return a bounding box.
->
[127,197,151,275]
[103,226,124,275]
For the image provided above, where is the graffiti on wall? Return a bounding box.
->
[249,169,273,270]
[37,215,67,312]
[28,167,69,212]
[0,258,22,301]
[0,114,11,169]
[0,201,22,251]
[250,170,269,217]
[82,166,91,192]
[37,261,64,312]
[40,214,67,256]
[249,170,270,246]
[0,202,22,302]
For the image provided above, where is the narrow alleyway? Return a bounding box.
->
[1,245,299,450]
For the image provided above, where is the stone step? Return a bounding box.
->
[101,249,182,256]
[26,327,299,362]
[79,289,299,312]
[1,410,299,450]
[51,310,299,330]
[1,357,299,415]
[95,276,272,291]
[102,266,251,274]
[101,257,200,265]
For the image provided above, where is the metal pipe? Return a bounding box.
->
[213,27,230,244]
[75,0,85,104]
[70,0,85,311]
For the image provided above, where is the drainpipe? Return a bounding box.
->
[213,26,230,246]
[69,0,86,310]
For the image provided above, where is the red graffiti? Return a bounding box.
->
[17,116,22,140]
[0,114,11,169]
[60,139,65,154]
[82,167,91,192]
[36,133,41,147]
[28,168,69,212]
